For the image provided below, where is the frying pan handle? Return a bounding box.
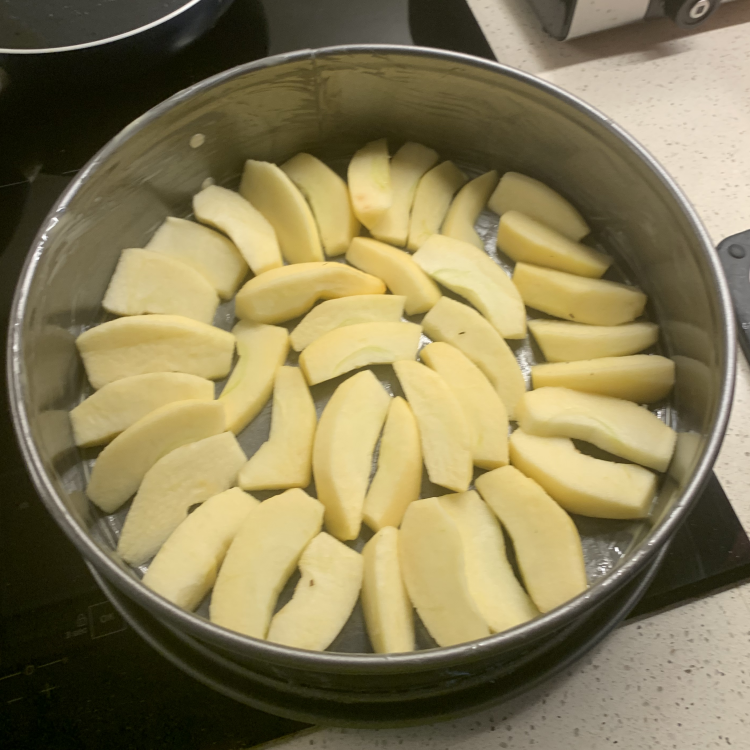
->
[717,230,750,362]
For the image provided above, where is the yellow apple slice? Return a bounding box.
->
[361,526,415,654]
[86,400,225,513]
[421,297,526,419]
[238,367,317,490]
[420,342,508,470]
[363,397,422,532]
[345,237,441,315]
[219,321,290,434]
[399,498,490,647]
[76,315,235,389]
[509,429,657,519]
[235,262,386,324]
[142,488,258,610]
[441,170,498,249]
[209,488,324,638]
[407,161,468,251]
[438,491,539,631]
[348,138,392,229]
[299,321,422,386]
[145,216,248,299]
[70,372,214,448]
[476,466,588,613]
[393,360,472,492]
[117,431,246,565]
[281,152,361,257]
[531,355,675,404]
[528,320,660,362]
[513,263,647,326]
[488,172,590,241]
[193,185,282,275]
[413,235,526,339]
[267,532,363,651]
[313,370,390,540]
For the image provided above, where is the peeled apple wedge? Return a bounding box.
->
[235,262,386,324]
[420,342,508,470]
[488,172,590,241]
[69,372,214,448]
[399,498,490,647]
[86,400,226,513]
[509,429,657,519]
[528,319,660,362]
[513,263,647,326]
[281,152,361,257]
[145,216,248,299]
[102,248,219,324]
[240,159,324,264]
[345,237,441,315]
[413,235,527,340]
[421,297,526,419]
[117,431,246,565]
[370,142,439,246]
[313,370,391,540]
[76,315,235,389]
[142,488,258,610]
[299,321,422,385]
[193,185,282,275]
[267,532,363,651]
[290,294,405,352]
[393,360,472,493]
[363,397,422,532]
[475,466,588,613]
[441,170,498,249]
[209,489,324,638]
[348,138,392,229]
[407,161,468,251]
[438,491,539,631]
[361,526,415,654]
[219,321,290,434]
[531,355,675,404]
[238,367,317,491]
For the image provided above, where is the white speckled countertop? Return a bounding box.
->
[272,3,750,747]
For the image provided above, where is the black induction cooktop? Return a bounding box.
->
[1,1,749,748]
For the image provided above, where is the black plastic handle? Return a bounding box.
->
[717,230,750,362]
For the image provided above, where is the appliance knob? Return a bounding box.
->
[664,0,721,27]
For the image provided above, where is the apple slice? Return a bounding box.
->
[475,466,588,613]
[488,172,590,241]
[267,532,363,651]
[441,170,498,249]
[281,152,361,257]
[531,354,675,404]
[361,526,415,654]
[76,315,235,389]
[413,235,526,340]
[209,488,324,638]
[348,138,392,229]
[145,216,248,299]
[363,396,422,532]
[142,487,257,610]
[393,360,472,492]
[219,321,290,434]
[299,321,422,385]
[70,372,214,448]
[313,370,390,540]
[235,262,386,324]
[528,320,660,362]
[87,400,225,513]
[238,367,317,490]
[509,429,657,519]
[438,491,539,631]
[420,342,508,470]
[421,297,526,419]
[345,237,441,315]
[399,498,490,647]
[117,431,246,565]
